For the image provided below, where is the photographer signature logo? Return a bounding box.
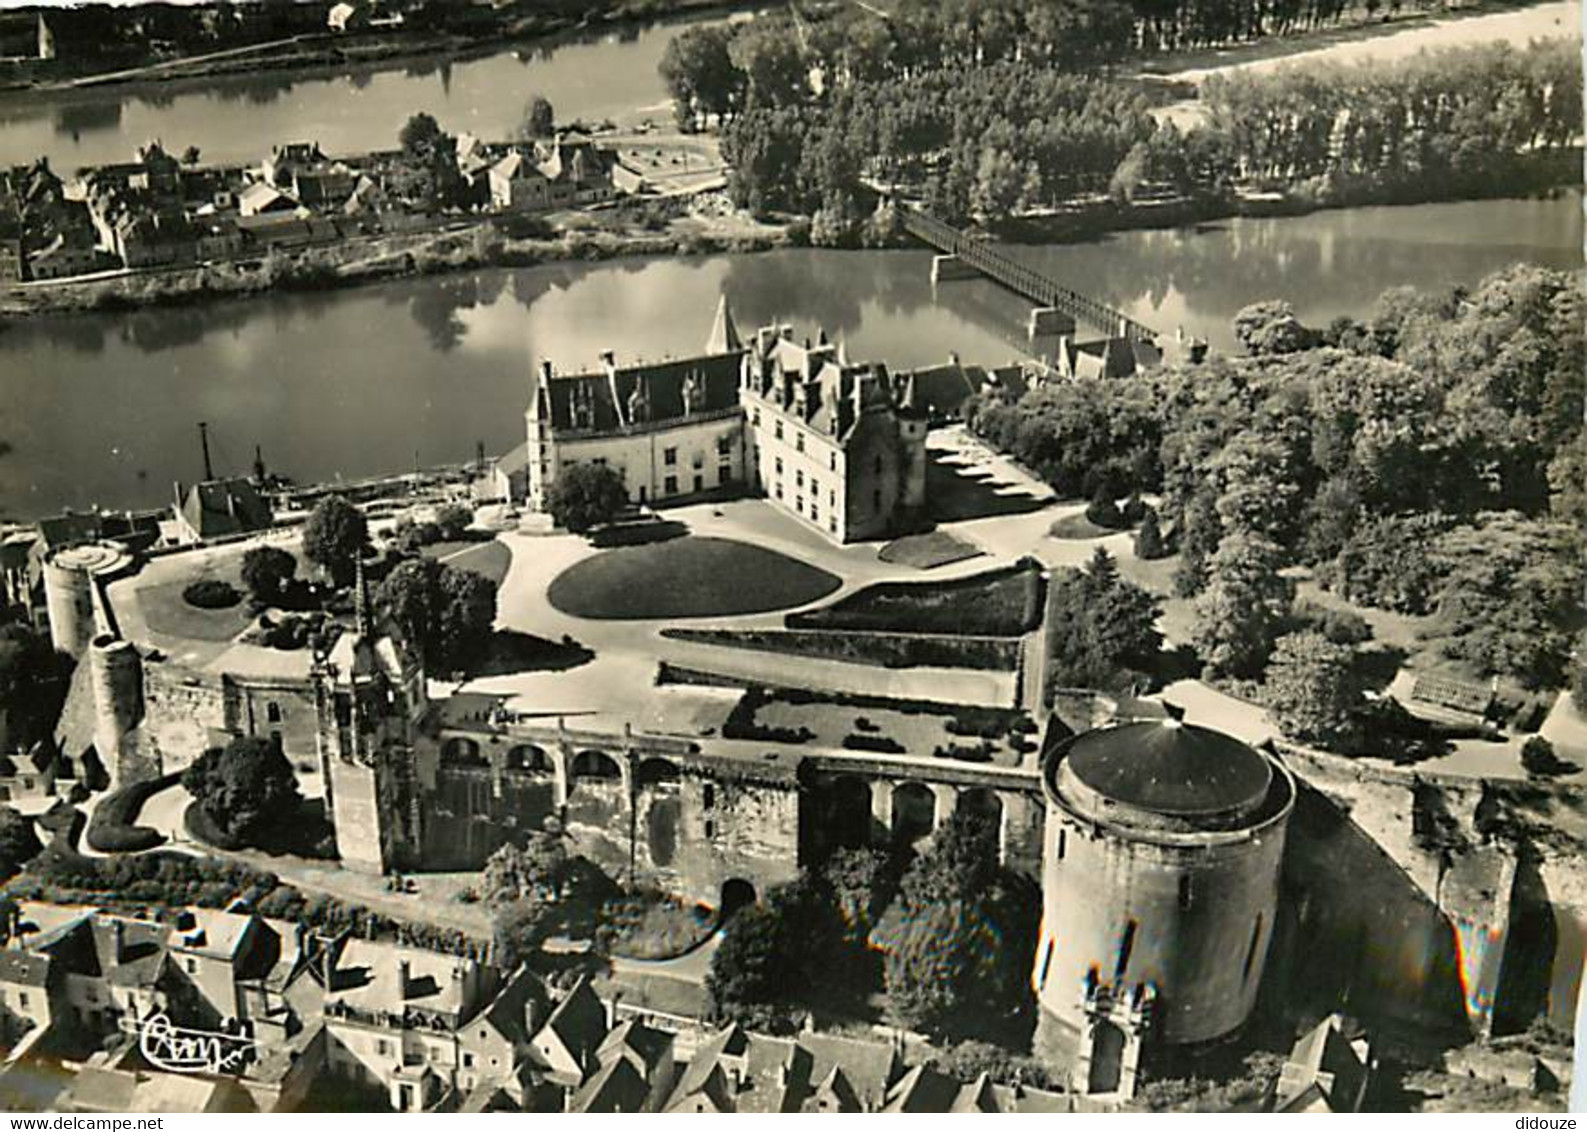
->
[119,1012,258,1075]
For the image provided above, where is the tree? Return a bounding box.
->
[659,24,743,129]
[301,495,368,587]
[377,557,496,672]
[400,112,445,159]
[1233,300,1314,356]
[1264,631,1365,750]
[824,846,895,950]
[0,808,41,881]
[876,812,1034,1040]
[182,736,302,846]
[181,145,201,165]
[546,463,628,535]
[434,503,472,542]
[482,826,570,904]
[1521,736,1575,778]
[520,94,555,140]
[1134,505,1168,560]
[1085,483,1124,529]
[1047,549,1162,692]
[1191,531,1293,678]
[0,623,73,753]
[239,545,297,605]
[707,874,836,1027]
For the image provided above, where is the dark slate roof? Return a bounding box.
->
[543,352,742,435]
[0,949,51,988]
[568,1056,650,1113]
[178,478,271,540]
[1061,720,1272,817]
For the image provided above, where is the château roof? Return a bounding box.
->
[706,294,742,354]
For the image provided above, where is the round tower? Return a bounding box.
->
[89,633,145,787]
[1033,718,1294,1086]
[42,542,133,659]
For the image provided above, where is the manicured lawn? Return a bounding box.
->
[878,530,983,569]
[136,577,255,642]
[606,892,716,960]
[423,539,512,588]
[547,537,841,620]
[1049,512,1127,541]
[787,559,1043,637]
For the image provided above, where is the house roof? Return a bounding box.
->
[477,966,547,1048]
[170,909,256,961]
[597,1019,673,1074]
[0,949,51,988]
[534,976,607,1074]
[568,1055,650,1113]
[1056,718,1273,819]
[326,939,479,1022]
[706,295,742,355]
[664,1022,746,1111]
[797,1032,899,1111]
[177,477,271,540]
[882,1064,961,1113]
[744,327,919,444]
[539,351,741,436]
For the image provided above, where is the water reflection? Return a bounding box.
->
[0,193,1576,519]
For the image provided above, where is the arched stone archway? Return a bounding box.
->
[891,781,936,845]
[957,786,1007,863]
[506,743,554,774]
[827,775,873,850]
[570,749,622,780]
[636,756,681,789]
[441,736,485,767]
[720,878,757,919]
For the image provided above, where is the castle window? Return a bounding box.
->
[752,408,761,427]
[775,457,783,476]
[664,447,677,466]
[266,701,282,724]
[830,452,837,471]
[796,497,804,514]
[703,784,716,809]
[828,516,836,533]
[692,452,704,469]
[185,958,198,974]
[774,421,783,440]
[704,819,716,840]
[664,475,678,495]
[811,504,819,523]
[1178,875,1193,911]
[1058,828,1066,860]
[795,470,803,489]
[872,489,882,512]
[1115,920,1137,978]
[719,464,731,486]
[1243,914,1264,983]
[796,433,804,453]
[874,454,883,474]
[1039,941,1054,988]
[717,435,733,456]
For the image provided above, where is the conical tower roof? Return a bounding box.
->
[706,294,742,355]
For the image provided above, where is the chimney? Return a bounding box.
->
[112,920,126,963]
[948,351,960,367]
[397,959,411,998]
[173,481,185,508]
[779,324,793,341]
[599,349,616,371]
[539,359,554,385]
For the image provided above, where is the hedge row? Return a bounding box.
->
[660,628,1019,672]
[84,774,179,854]
[785,559,1044,637]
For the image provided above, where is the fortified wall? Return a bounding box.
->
[1271,743,1587,1037]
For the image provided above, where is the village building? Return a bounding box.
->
[170,477,274,545]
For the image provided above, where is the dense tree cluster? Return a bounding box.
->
[1203,41,1582,199]
[376,557,497,672]
[967,266,1585,690]
[0,622,73,755]
[302,495,369,588]
[182,737,302,847]
[545,462,629,534]
[1047,549,1162,692]
[240,546,297,606]
[676,2,1579,230]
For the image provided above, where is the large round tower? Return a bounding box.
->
[1033,717,1294,1092]
[42,542,133,659]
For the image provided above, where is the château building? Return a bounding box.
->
[509,297,928,543]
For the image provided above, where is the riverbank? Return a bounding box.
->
[0,202,791,318]
[6,0,757,95]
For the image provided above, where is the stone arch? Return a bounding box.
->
[570,749,622,781]
[441,736,485,767]
[506,743,554,774]
[891,781,936,845]
[826,775,872,850]
[635,756,681,789]
[720,878,757,919]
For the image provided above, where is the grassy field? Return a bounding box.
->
[134,576,254,642]
[547,536,840,620]
[878,530,984,570]
[424,539,513,588]
[788,560,1043,637]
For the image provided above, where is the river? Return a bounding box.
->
[0,191,1579,521]
[0,10,752,171]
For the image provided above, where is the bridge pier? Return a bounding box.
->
[870,780,894,842]
[931,254,980,284]
[1028,307,1077,340]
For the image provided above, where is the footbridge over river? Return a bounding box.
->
[900,206,1158,343]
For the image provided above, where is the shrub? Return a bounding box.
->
[1294,600,1373,646]
[1521,736,1574,778]
[1085,486,1124,529]
[842,733,906,754]
[658,628,1019,671]
[183,580,242,609]
[85,775,177,854]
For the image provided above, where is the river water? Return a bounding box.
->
[0,10,751,171]
[1,191,1577,521]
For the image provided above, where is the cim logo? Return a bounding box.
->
[119,1012,258,1075]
